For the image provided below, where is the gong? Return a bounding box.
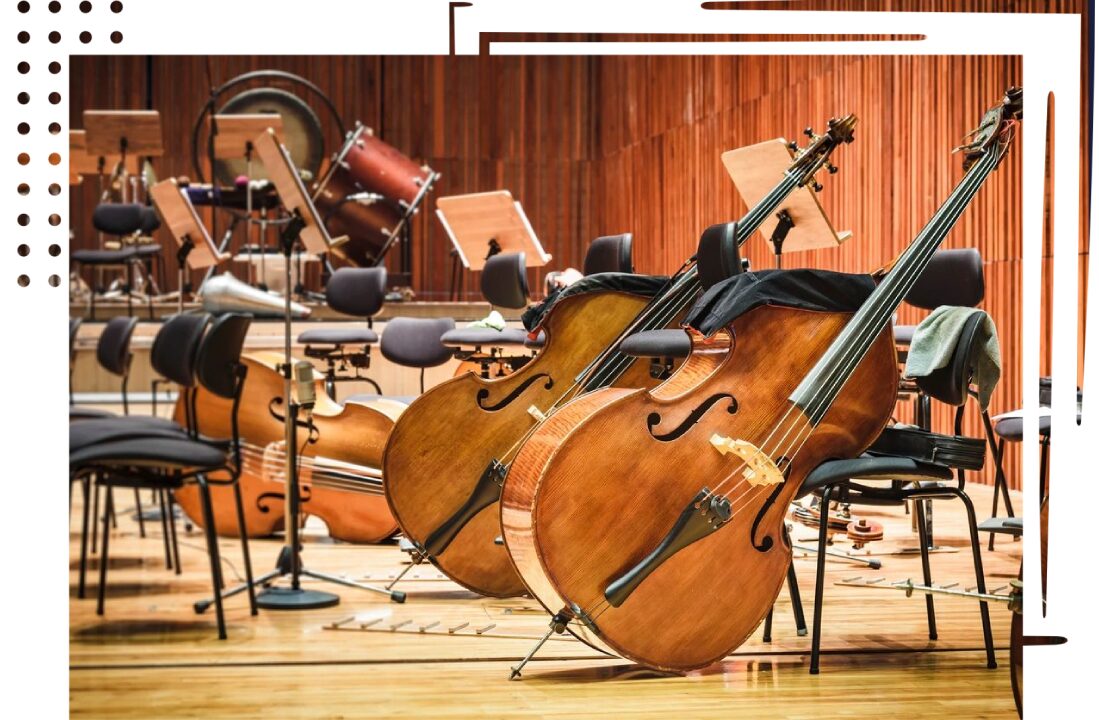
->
[212,88,325,186]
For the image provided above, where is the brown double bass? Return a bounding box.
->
[501,90,1022,671]
[174,351,403,544]
[382,116,858,597]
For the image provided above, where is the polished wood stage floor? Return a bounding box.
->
[70,474,1022,718]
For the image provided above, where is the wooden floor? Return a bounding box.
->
[70,480,1022,718]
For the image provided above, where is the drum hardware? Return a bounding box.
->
[324,613,579,643]
[311,122,369,203]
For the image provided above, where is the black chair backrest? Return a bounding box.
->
[326,267,388,318]
[138,206,161,234]
[905,248,985,310]
[914,312,985,407]
[96,316,139,376]
[92,203,149,236]
[380,317,456,368]
[151,313,212,387]
[696,221,742,291]
[481,252,529,309]
[195,314,252,399]
[584,233,634,275]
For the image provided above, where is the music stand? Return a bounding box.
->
[84,110,163,202]
[214,127,400,611]
[212,114,286,289]
[436,190,552,298]
[149,179,230,312]
[722,139,851,267]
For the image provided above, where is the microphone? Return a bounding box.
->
[293,361,317,411]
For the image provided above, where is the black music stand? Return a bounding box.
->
[722,139,851,267]
[223,128,401,610]
[149,179,230,312]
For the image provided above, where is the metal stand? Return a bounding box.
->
[197,213,404,614]
[771,209,794,269]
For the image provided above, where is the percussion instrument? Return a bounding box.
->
[382,115,857,598]
[500,90,1020,672]
[213,88,325,187]
[184,181,281,211]
[342,130,434,209]
[174,352,403,544]
[312,170,402,266]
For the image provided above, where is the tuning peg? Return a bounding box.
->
[813,181,824,192]
[827,117,838,128]
[787,141,799,152]
[803,127,814,137]
[826,163,838,174]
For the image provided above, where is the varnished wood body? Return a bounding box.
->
[382,290,663,598]
[502,306,898,671]
[174,352,402,544]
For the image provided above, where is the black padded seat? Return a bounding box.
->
[134,244,162,257]
[71,248,137,264]
[70,407,116,421]
[618,329,692,359]
[70,437,228,478]
[798,455,955,501]
[380,317,456,368]
[298,327,379,345]
[993,414,1051,442]
[70,416,185,451]
[344,394,416,407]
[440,327,530,348]
[894,324,916,346]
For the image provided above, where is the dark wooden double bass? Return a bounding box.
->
[174,352,403,544]
[501,90,1022,671]
[383,116,858,597]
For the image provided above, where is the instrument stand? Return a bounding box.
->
[175,237,194,314]
[149,178,229,308]
[771,210,795,269]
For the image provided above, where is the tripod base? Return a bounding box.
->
[255,586,339,610]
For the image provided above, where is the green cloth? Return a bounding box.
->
[466,310,507,330]
[903,306,1001,411]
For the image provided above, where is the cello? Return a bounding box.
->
[383,115,858,597]
[174,351,403,544]
[501,89,1021,671]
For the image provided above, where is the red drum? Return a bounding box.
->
[313,170,402,267]
[343,132,432,208]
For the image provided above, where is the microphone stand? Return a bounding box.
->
[196,210,405,614]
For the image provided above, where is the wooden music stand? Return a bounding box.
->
[253,127,345,256]
[722,139,852,266]
[84,110,163,164]
[435,190,553,272]
[70,130,140,185]
[149,178,230,311]
[212,114,285,162]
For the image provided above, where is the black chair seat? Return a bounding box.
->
[993,414,1051,442]
[894,324,916,346]
[72,248,136,264]
[978,516,1024,537]
[71,436,228,473]
[799,455,955,499]
[525,330,547,349]
[618,329,692,359]
[440,327,530,349]
[70,416,185,451]
[344,393,415,407]
[298,327,379,345]
[70,406,117,421]
[133,244,162,257]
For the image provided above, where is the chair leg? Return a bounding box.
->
[810,485,833,675]
[134,489,146,538]
[762,605,774,643]
[91,482,100,554]
[197,476,228,639]
[948,487,997,669]
[96,485,114,615]
[109,487,118,529]
[232,483,258,616]
[78,475,92,599]
[167,491,182,575]
[786,557,808,637]
[914,498,938,640]
[158,490,173,571]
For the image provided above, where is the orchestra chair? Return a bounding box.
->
[297,267,387,401]
[69,317,82,405]
[441,252,535,377]
[583,232,634,275]
[69,313,256,639]
[800,311,997,674]
[71,203,163,319]
[71,312,213,575]
[69,315,139,421]
[343,316,456,405]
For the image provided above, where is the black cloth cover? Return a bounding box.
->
[521,272,669,332]
[684,269,877,337]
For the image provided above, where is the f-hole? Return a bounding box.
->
[476,373,554,412]
[646,393,738,441]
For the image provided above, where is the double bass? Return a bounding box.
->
[174,352,403,544]
[382,115,858,597]
[501,89,1022,671]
